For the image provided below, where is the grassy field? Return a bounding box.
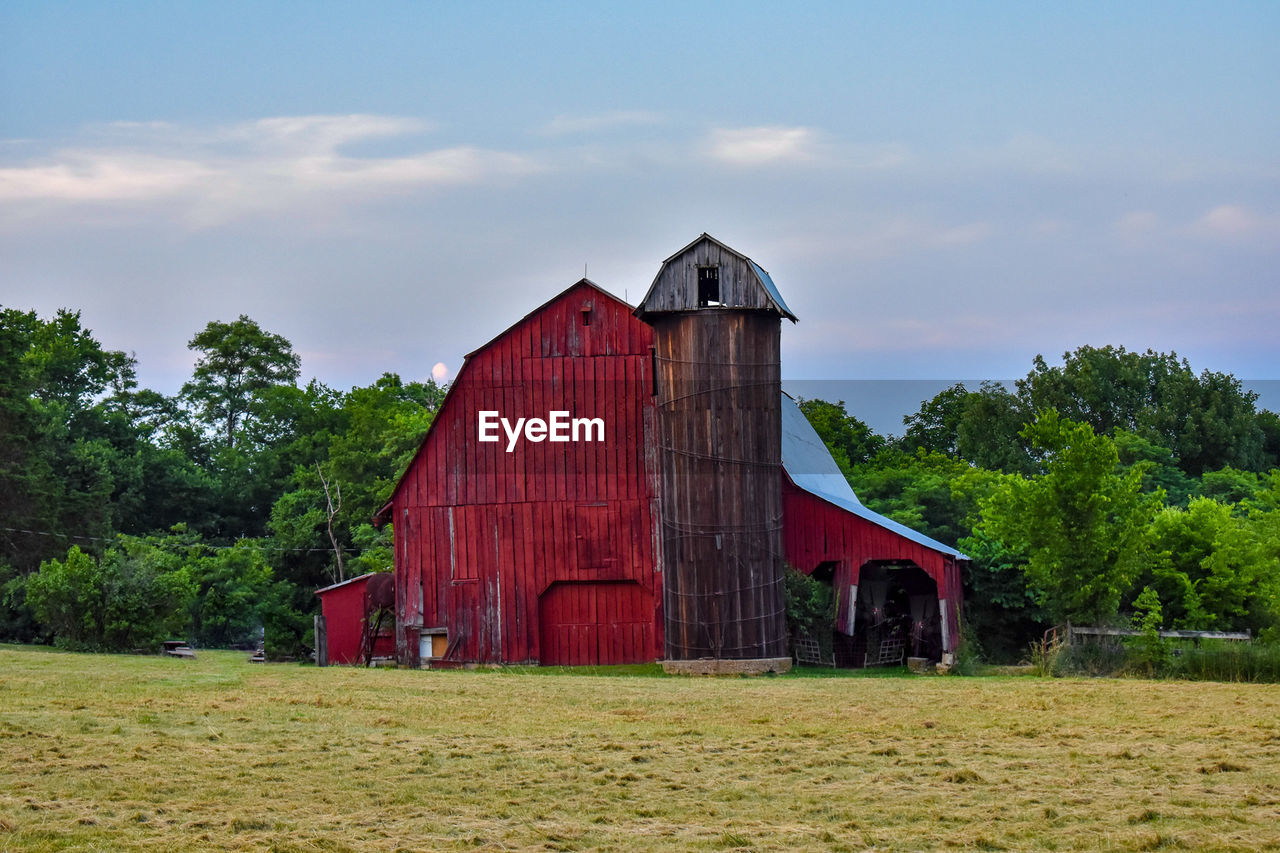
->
[0,646,1277,852]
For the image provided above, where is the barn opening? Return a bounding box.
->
[537,580,655,666]
[696,265,721,307]
[849,562,943,667]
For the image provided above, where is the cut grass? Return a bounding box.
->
[0,644,1277,851]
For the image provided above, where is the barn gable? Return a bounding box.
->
[381,279,663,667]
[635,233,798,320]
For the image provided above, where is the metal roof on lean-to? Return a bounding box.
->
[780,393,968,560]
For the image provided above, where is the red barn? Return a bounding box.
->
[376,235,967,669]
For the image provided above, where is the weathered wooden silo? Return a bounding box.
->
[635,234,797,670]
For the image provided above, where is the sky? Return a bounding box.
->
[2,1,1277,428]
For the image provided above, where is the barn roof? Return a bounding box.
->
[781,394,968,560]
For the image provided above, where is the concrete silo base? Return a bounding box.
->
[661,657,792,676]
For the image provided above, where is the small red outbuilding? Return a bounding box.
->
[314,573,396,666]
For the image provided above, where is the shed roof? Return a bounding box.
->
[315,572,380,596]
[780,394,968,560]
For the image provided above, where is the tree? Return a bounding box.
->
[1113,430,1197,507]
[24,542,194,651]
[182,315,300,448]
[1142,498,1279,633]
[268,373,441,590]
[979,410,1161,625]
[1017,346,1264,475]
[796,398,884,476]
[900,382,1033,474]
[901,384,969,457]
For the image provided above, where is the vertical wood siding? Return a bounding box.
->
[390,283,662,665]
[653,311,787,660]
[780,477,963,651]
[639,237,774,315]
[317,576,395,665]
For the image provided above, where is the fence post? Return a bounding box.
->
[315,613,328,667]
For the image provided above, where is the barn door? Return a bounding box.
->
[537,581,654,666]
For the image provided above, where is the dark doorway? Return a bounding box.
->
[845,563,942,667]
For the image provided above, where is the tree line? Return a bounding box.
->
[800,345,1280,662]
[0,308,443,655]
[4,306,1278,664]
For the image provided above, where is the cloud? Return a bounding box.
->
[538,111,664,136]
[0,115,541,224]
[1191,204,1280,241]
[706,125,819,166]
[0,151,212,201]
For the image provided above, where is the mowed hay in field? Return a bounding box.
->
[0,647,1277,852]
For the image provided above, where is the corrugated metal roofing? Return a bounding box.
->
[780,394,968,560]
[749,261,795,321]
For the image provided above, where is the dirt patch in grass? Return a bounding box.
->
[0,645,1278,851]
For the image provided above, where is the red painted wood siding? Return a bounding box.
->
[317,576,395,665]
[538,581,656,666]
[781,477,963,645]
[390,283,663,665]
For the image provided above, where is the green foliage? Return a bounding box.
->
[1199,467,1260,507]
[851,449,1000,548]
[1018,345,1265,475]
[188,541,277,648]
[796,398,884,475]
[783,567,835,661]
[1169,642,1280,682]
[979,410,1161,625]
[182,315,301,448]
[24,544,194,651]
[1127,587,1172,675]
[1113,429,1197,506]
[1142,498,1280,633]
[901,382,1033,474]
[957,529,1045,663]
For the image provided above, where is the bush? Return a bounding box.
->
[783,567,835,663]
[25,544,193,651]
[1052,641,1130,677]
[1166,642,1280,683]
[1125,587,1172,676]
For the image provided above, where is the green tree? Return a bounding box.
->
[188,541,277,647]
[25,542,194,651]
[1143,498,1279,633]
[901,382,1033,474]
[796,398,884,476]
[268,373,441,592]
[1018,346,1264,474]
[1127,586,1171,675]
[182,315,301,448]
[901,383,969,457]
[979,410,1162,625]
[1113,430,1197,507]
